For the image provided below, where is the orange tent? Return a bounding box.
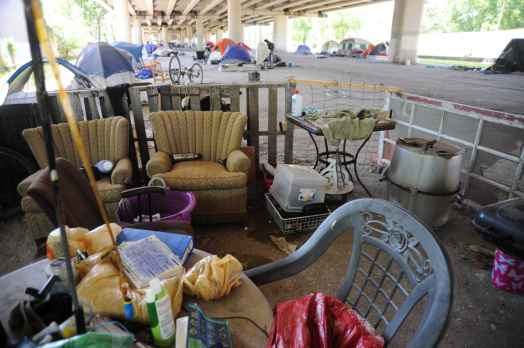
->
[215,38,235,54]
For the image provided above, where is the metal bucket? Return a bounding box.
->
[386,137,464,227]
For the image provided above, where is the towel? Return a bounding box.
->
[318,116,376,146]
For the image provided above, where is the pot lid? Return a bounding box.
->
[397,137,463,159]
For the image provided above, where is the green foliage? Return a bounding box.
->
[47,25,80,60]
[6,39,16,66]
[69,0,107,41]
[424,0,524,33]
[331,14,361,41]
[450,0,524,31]
[293,18,313,44]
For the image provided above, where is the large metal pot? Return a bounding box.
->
[387,138,464,194]
[385,137,464,227]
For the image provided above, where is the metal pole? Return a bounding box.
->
[23,0,86,334]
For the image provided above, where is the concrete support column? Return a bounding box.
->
[273,15,287,52]
[227,0,242,41]
[389,0,424,65]
[161,26,168,43]
[196,17,204,50]
[131,18,142,44]
[186,26,193,44]
[114,0,131,42]
[216,30,223,41]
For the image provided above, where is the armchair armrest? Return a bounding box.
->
[146,151,172,177]
[111,158,133,185]
[226,150,250,173]
[17,169,46,197]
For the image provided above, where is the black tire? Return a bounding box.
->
[168,54,182,84]
[188,63,204,84]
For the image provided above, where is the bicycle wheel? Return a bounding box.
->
[187,63,203,84]
[168,54,182,84]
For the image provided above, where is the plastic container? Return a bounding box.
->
[146,278,176,347]
[269,165,328,213]
[291,90,303,117]
[117,190,196,225]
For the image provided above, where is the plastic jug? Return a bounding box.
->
[292,90,303,117]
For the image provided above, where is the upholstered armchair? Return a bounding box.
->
[17,116,132,240]
[146,111,250,223]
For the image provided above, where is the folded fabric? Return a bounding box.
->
[183,254,243,300]
[318,116,377,146]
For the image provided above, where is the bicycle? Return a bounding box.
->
[168,52,204,84]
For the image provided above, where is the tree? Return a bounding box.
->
[450,0,524,31]
[6,39,16,67]
[331,14,361,41]
[68,0,107,41]
[293,18,313,44]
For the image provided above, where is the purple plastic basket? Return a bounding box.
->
[117,190,196,225]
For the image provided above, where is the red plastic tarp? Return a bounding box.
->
[267,292,384,348]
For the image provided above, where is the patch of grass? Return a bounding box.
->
[417,58,491,69]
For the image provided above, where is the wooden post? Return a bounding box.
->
[210,87,221,111]
[159,85,173,110]
[129,86,150,180]
[190,87,201,111]
[268,86,278,166]
[246,86,259,166]
[284,81,294,163]
[230,87,240,112]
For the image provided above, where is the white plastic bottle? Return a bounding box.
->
[291,90,303,117]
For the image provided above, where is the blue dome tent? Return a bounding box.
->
[221,44,251,64]
[77,42,137,87]
[295,44,312,55]
[112,41,143,66]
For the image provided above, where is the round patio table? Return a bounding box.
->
[0,249,273,347]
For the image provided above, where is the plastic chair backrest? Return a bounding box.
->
[246,198,451,348]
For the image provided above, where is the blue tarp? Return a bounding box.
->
[112,41,143,64]
[295,44,312,55]
[77,42,134,78]
[144,43,157,55]
[221,44,251,64]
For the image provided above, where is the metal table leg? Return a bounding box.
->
[353,134,373,197]
[342,139,354,183]
[307,131,320,169]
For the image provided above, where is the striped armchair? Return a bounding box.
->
[146,111,250,223]
[17,116,132,240]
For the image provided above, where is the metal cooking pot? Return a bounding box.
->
[387,138,464,194]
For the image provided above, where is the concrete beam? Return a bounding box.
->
[145,0,154,16]
[183,0,200,16]
[166,0,177,16]
[291,0,370,12]
[200,0,224,15]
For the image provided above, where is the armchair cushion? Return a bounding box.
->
[156,161,247,191]
[226,150,250,174]
[17,170,44,197]
[146,151,172,177]
[111,158,133,185]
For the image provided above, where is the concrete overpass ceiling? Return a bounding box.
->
[104,0,388,32]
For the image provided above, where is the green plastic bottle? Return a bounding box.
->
[146,278,176,347]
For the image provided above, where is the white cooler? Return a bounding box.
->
[269,165,328,213]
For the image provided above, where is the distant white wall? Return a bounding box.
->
[417,29,524,59]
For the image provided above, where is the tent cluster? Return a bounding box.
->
[208,39,253,65]
[297,38,389,58]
